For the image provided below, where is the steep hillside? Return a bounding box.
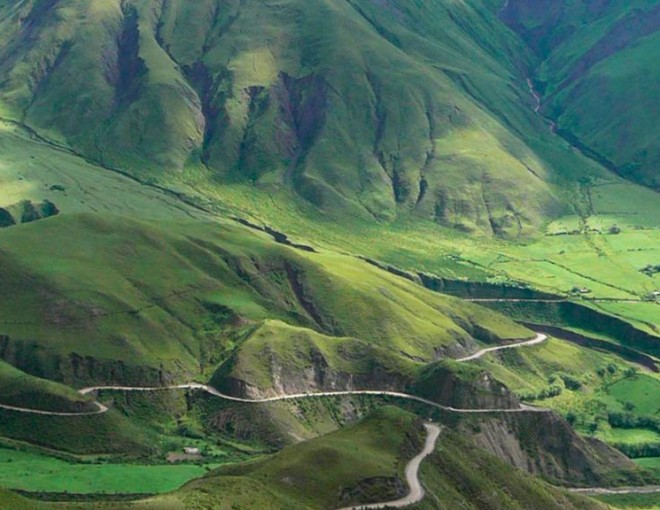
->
[502,0,660,189]
[164,409,609,510]
[0,118,536,392]
[0,0,627,236]
[0,2,657,507]
[0,408,612,510]
[0,210,529,391]
[415,428,609,510]
[0,361,95,413]
[210,319,523,412]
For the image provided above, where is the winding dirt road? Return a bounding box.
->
[0,400,108,416]
[338,423,442,510]
[457,333,546,362]
[569,486,660,496]
[76,383,549,414]
[0,334,549,417]
[2,331,658,506]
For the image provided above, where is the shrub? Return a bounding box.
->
[608,413,660,432]
[560,374,582,391]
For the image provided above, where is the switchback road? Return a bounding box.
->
[337,423,442,510]
[0,334,550,417]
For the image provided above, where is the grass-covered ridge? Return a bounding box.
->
[0,208,531,392]
[0,361,95,413]
[1,0,640,236]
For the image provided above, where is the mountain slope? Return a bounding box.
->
[0,0,623,236]
[0,2,657,507]
[0,408,611,510]
[0,210,529,389]
[502,0,660,189]
[0,360,95,413]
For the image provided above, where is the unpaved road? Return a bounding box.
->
[338,423,442,510]
[569,486,660,496]
[465,298,646,304]
[0,334,550,417]
[3,330,658,506]
[0,385,547,417]
[0,400,108,416]
[78,384,549,414]
[457,333,546,362]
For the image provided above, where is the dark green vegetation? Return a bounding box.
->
[0,361,94,413]
[596,492,660,510]
[502,0,660,189]
[0,0,658,507]
[0,409,615,509]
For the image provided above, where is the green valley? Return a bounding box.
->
[0,0,658,508]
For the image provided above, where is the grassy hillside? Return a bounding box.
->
[1,0,657,334]
[1,0,635,236]
[0,2,657,506]
[0,489,45,510]
[0,206,531,390]
[0,408,614,509]
[0,361,95,413]
[0,121,216,221]
[502,0,660,189]
[597,493,660,510]
[413,429,607,510]
[0,118,654,490]
[0,407,155,455]
[473,333,660,462]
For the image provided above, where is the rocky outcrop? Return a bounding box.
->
[463,412,640,486]
[413,361,520,410]
[215,341,414,400]
[214,330,518,412]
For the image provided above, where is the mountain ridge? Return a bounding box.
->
[3,0,641,236]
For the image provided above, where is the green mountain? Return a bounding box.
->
[502,0,660,190]
[0,0,637,236]
[0,1,658,508]
[0,211,529,389]
[0,408,611,510]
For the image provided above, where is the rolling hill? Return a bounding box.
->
[0,1,658,508]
